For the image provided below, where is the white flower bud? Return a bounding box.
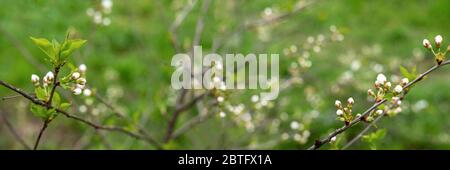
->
[73,88,82,95]
[347,97,354,104]
[394,85,403,93]
[330,136,337,142]
[31,74,40,85]
[374,80,381,87]
[356,113,362,118]
[83,89,92,96]
[44,71,54,82]
[77,78,87,85]
[435,35,443,47]
[79,64,87,73]
[336,109,344,116]
[376,110,383,115]
[386,82,392,88]
[376,74,387,84]
[217,96,224,103]
[423,39,431,49]
[367,89,375,96]
[401,78,409,84]
[71,72,81,80]
[335,100,341,107]
[76,83,85,89]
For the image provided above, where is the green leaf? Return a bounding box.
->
[60,39,87,60]
[362,129,386,150]
[30,104,48,120]
[34,87,47,101]
[30,37,55,60]
[400,65,418,81]
[60,103,71,111]
[399,66,411,79]
[52,92,61,107]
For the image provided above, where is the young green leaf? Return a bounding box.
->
[30,37,55,60]
[60,103,71,111]
[30,104,49,120]
[34,87,48,101]
[362,129,386,150]
[60,39,87,60]
[52,92,61,107]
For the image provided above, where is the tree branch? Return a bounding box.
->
[0,79,163,149]
[308,60,450,150]
[164,92,208,143]
[33,119,50,150]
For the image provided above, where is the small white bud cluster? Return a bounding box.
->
[423,35,443,49]
[374,73,387,87]
[72,64,90,96]
[423,35,448,65]
[370,73,406,102]
[334,97,355,124]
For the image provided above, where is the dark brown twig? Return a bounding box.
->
[33,119,50,150]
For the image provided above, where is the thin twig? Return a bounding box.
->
[2,93,34,101]
[341,112,386,150]
[164,92,208,142]
[46,67,60,108]
[33,119,50,150]
[308,60,450,150]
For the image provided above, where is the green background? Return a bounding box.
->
[0,0,449,149]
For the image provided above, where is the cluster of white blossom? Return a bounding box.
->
[423,35,449,65]
[334,97,356,124]
[70,64,90,96]
[31,72,55,88]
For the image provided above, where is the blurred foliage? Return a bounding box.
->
[0,0,449,150]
